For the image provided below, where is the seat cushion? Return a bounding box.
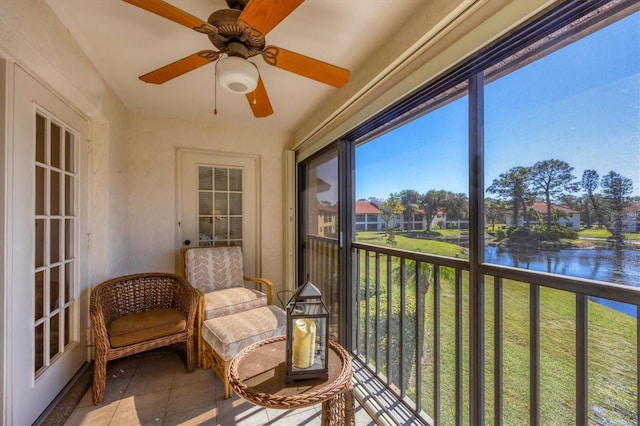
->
[203,287,267,319]
[202,305,286,361]
[108,308,186,348]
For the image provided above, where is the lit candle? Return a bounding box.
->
[293,319,316,369]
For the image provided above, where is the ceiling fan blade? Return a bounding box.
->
[122,0,218,35]
[139,51,219,84]
[261,46,350,88]
[245,74,273,118]
[239,0,304,36]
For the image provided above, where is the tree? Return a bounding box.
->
[378,193,404,235]
[484,198,507,231]
[577,192,609,227]
[581,169,600,227]
[420,190,453,231]
[386,228,398,247]
[558,194,582,212]
[600,171,633,244]
[398,189,421,226]
[486,166,533,228]
[590,193,609,226]
[445,192,469,223]
[529,159,579,232]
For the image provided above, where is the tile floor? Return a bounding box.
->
[64,350,375,425]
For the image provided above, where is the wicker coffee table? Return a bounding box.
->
[228,335,354,425]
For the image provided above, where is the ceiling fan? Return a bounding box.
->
[123,0,351,118]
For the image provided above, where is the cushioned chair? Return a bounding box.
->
[183,246,273,362]
[182,246,285,398]
[90,273,198,404]
[183,246,273,319]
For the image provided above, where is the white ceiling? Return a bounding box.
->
[45,0,425,133]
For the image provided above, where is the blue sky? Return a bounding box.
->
[355,11,640,201]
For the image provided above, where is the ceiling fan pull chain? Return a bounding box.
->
[253,91,257,105]
[214,61,219,115]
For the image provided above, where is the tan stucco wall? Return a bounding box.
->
[0,0,293,296]
[0,0,131,285]
[127,113,291,290]
[0,1,130,422]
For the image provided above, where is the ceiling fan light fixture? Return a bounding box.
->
[217,56,259,94]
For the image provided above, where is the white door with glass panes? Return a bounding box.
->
[177,149,260,277]
[6,64,89,425]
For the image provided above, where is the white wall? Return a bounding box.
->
[127,113,291,291]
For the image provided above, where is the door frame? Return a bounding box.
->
[0,57,13,426]
[175,147,262,276]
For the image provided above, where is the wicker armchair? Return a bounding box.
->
[90,273,198,404]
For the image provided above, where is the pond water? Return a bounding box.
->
[484,246,640,317]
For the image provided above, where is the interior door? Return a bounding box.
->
[177,149,260,277]
[7,64,89,425]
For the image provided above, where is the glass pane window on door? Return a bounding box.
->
[34,111,77,376]
[198,166,243,247]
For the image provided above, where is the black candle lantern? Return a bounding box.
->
[285,280,329,383]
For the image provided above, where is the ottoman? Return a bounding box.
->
[201,305,286,398]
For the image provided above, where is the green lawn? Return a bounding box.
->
[358,228,640,243]
[579,228,640,241]
[354,237,638,425]
[356,231,467,258]
[579,228,613,238]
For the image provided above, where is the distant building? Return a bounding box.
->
[354,201,467,231]
[317,203,337,237]
[622,203,640,233]
[505,202,580,230]
[403,206,425,231]
[355,201,384,231]
[429,208,448,230]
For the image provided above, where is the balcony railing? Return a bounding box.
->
[348,241,639,425]
[305,235,340,339]
[303,235,639,424]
